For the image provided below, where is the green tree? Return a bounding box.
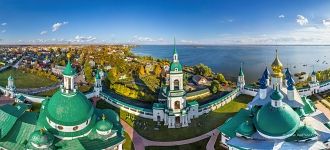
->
[194,63,212,77]
[210,80,222,94]
[215,73,228,85]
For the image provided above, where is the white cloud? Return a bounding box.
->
[40,30,47,35]
[278,14,285,18]
[322,19,330,27]
[1,30,6,33]
[132,35,156,42]
[73,35,96,42]
[1,23,7,26]
[52,21,68,32]
[180,39,194,44]
[296,15,308,26]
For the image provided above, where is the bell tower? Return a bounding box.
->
[61,53,77,94]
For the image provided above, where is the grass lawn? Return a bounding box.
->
[123,132,134,150]
[96,94,253,141]
[31,102,42,112]
[0,68,57,88]
[145,137,210,150]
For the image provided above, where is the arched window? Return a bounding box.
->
[174,79,180,90]
[58,126,63,130]
[174,101,180,109]
[73,126,78,131]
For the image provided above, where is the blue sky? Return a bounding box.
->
[1,0,330,44]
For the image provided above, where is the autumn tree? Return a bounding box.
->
[154,65,162,77]
[139,65,145,77]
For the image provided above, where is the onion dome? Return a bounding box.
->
[236,120,255,137]
[170,62,183,72]
[287,76,296,90]
[96,115,113,135]
[29,129,54,148]
[285,68,292,80]
[295,125,318,139]
[45,91,94,126]
[254,102,300,138]
[271,50,283,78]
[262,67,270,79]
[270,89,284,101]
[259,75,267,89]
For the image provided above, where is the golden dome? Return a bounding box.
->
[271,49,283,78]
[67,53,72,59]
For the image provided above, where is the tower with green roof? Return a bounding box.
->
[94,69,102,97]
[309,69,320,94]
[237,63,245,90]
[153,39,198,128]
[5,75,16,98]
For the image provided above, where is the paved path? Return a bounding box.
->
[120,119,219,150]
[315,94,330,118]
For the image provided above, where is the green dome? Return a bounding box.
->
[295,125,318,139]
[29,129,54,146]
[96,115,113,132]
[45,91,94,126]
[236,120,255,137]
[170,62,183,72]
[254,103,300,138]
[270,89,284,101]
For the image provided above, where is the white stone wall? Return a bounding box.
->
[152,109,165,121]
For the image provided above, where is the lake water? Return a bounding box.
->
[132,45,330,83]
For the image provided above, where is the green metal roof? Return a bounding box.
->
[170,61,183,72]
[301,97,315,115]
[254,103,300,137]
[187,101,199,106]
[152,103,165,110]
[95,69,100,79]
[218,109,251,138]
[239,65,244,76]
[62,60,76,76]
[0,112,37,150]
[45,91,94,126]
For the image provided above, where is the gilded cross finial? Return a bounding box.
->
[40,128,45,134]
